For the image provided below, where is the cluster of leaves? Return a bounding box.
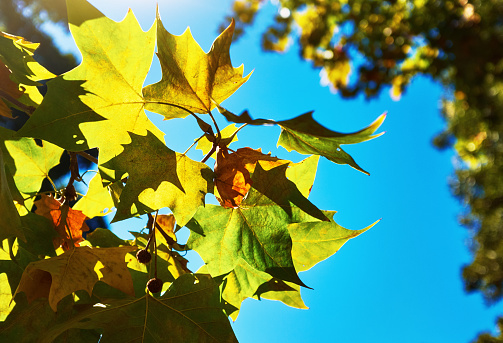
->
[0,0,384,341]
[224,0,503,311]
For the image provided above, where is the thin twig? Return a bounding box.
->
[182,134,205,155]
[201,144,217,163]
[207,111,221,141]
[76,151,98,164]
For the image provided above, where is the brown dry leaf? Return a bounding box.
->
[15,245,136,311]
[214,147,286,208]
[0,63,23,118]
[34,194,90,250]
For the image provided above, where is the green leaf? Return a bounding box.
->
[73,173,114,218]
[0,32,55,108]
[217,105,386,174]
[187,162,326,288]
[221,258,272,321]
[286,155,320,198]
[277,112,386,175]
[0,32,55,87]
[103,131,214,226]
[40,274,238,343]
[0,296,101,343]
[17,0,164,167]
[289,211,379,272]
[255,278,308,310]
[143,17,251,119]
[85,228,129,248]
[0,149,24,242]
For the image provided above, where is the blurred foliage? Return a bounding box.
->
[0,0,75,75]
[222,0,503,307]
[472,317,503,342]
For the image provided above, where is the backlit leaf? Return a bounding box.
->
[4,138,63,196]
[73,173,114,218]
[187,162,327,288]
[103,131,214,227]
[289,211,379,272]
[143,17,251,119]
[17,0,164,167]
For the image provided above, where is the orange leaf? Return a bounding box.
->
[214,147,285,208]
[34,194,90,250]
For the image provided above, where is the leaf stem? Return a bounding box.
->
[144,100,212,135]
[0,89,35,115]
[208,111,221,141]
[182,134,205,156]
[76,151,98,164]
[46,176,59,195]
[201,145,217,163]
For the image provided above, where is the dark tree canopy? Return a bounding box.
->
[223,0,503,306]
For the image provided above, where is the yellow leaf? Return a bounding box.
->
[143,17,252,119]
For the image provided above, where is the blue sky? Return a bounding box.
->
[47,0,503,341]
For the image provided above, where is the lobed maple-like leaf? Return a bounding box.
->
[34,194,90,250]
[16,0,164,168]
[40,274,237,343]
[288,211,379,272]
[143,16,251,119]
[15,245,136,311]
[187,162,327,288]
[217,105,385,174]
[103,131,214,226]
[3,137,63,196]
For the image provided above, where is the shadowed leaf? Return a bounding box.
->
[103,131,214,226]
[34,194,90,250]
[40,274,237,343]
[17,0,163,168]
[218,105,385,174]
[15,245,136,311]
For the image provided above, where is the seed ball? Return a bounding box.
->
[147,278,163,293]
[136,249,152,264]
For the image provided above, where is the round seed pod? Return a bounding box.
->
[147,278,163,293]
[136,249,152,264]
